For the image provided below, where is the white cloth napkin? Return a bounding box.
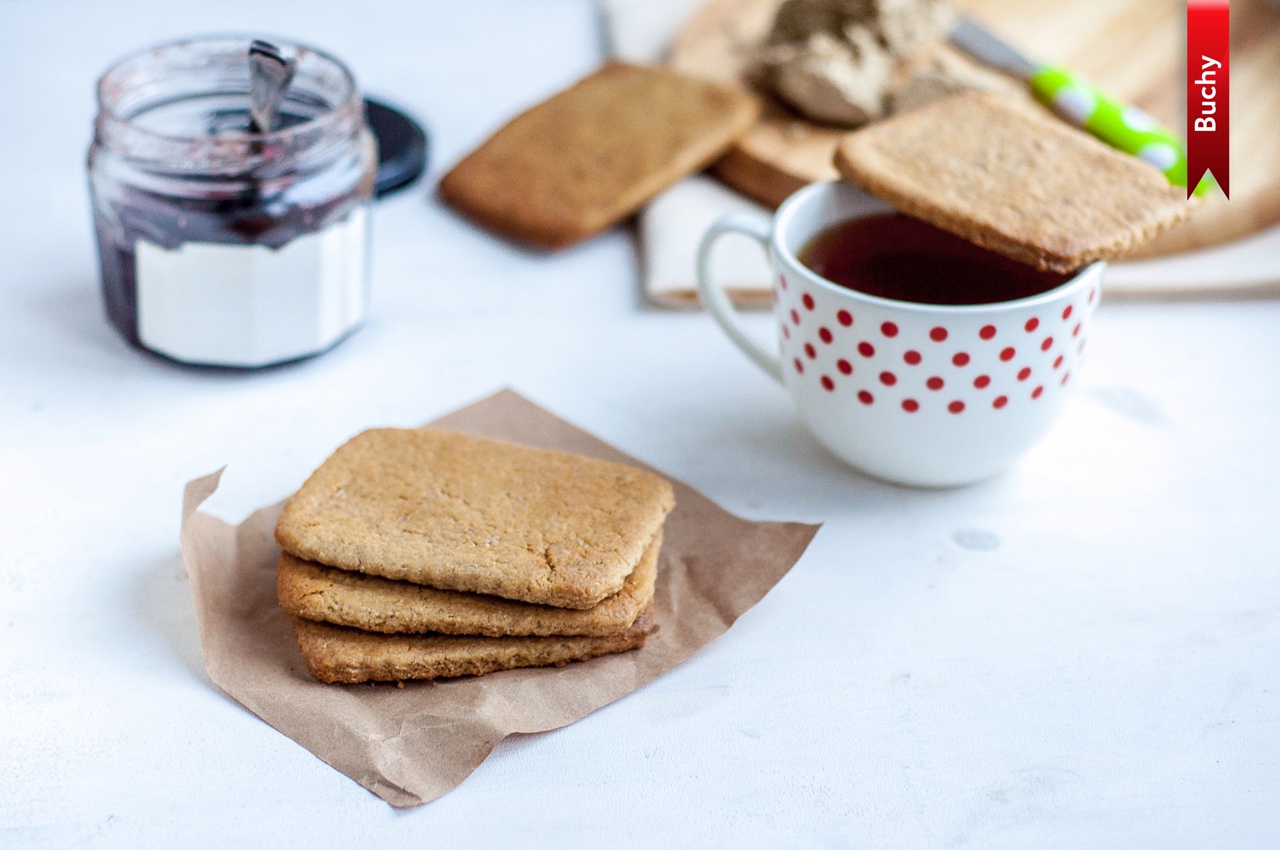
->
[600,0,1280,307]
[639,175,775,309]
[603,0,776,309]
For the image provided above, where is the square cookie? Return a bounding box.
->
[439,61,760,248]
[278,530,660,638]
[292,609,654,684]
[833,91,1192,272]
[275,428,675,609]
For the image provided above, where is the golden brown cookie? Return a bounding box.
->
[278,530,660,637]
[438,61,760,248]
[832,91,1192,272]
[275,428,675,609]
[292,609,653,684]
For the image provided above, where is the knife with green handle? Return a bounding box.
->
[950,16,1212,195]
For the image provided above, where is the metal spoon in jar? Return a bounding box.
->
[248,39,297,133]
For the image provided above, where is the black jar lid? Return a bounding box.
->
[364,97,428,199]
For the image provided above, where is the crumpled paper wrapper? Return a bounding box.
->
[180,389,819,807]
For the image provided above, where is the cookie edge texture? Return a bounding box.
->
[292,608,654,684]
[277,529,661,637]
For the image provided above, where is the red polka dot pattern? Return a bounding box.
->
[774,284,1089,414]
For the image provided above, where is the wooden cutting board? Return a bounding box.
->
[669,0,1280,258]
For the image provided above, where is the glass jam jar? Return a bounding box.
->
[88,37,376,367]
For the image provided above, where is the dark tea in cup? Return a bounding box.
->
[798,213,1071,306]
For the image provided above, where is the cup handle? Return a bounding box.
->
[696,212,783,385]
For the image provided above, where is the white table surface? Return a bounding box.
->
[2,1,1278,846]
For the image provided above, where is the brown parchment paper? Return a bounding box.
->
[179,389,819,807]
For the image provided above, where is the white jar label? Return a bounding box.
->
[135,206,370,366]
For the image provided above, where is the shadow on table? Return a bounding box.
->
[19,278,335,384]
[130,550,222,692]
[639,384,940,512]
[25,277,129,357]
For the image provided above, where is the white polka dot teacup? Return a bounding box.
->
[697,181,1101,487]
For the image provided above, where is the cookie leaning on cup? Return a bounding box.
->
[832,91,1192,273]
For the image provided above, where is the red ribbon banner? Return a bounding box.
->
[1186,0,1230,198]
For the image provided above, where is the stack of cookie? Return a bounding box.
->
[274,428,675,684]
